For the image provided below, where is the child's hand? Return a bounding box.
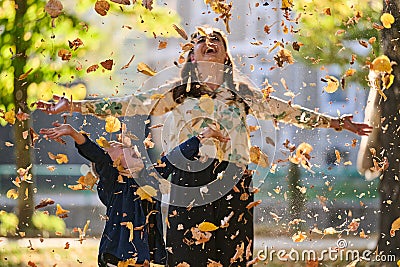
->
[198,127,230,143]
[40,122,86,144]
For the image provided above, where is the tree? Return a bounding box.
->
[376,0,400,258]
[0,0,179,235]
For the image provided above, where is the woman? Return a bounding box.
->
[37,26,372,266]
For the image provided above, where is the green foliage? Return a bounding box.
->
[292,0,382,85]
[32,211,66,234]
[0,211,19,236]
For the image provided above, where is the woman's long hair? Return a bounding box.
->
[171,27,251,114]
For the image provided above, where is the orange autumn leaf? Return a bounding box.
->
[158,41,168,50]
[105,116,121,133]
[371,55,392,73]
[172,24,188,40]
[55,204,70,217]
[322,75,339,93]
[4,109,16,125]
[246,200,262,210]
[100,59,113,70]
[143,133,155,149]
[380,13,395,28]
[29,127,40,147]
[94,0,110,16]
[77,171,98,190]
[6,189,18,199]
[335,149,341,164]
[16,109,30,121]
[86,64,99,73]
[48,152,69,164]
[58,49,72,61]
[18,68,33,81]
[35,198,55,209]
[198,222,219,232]
[390,217,400,237]
[292,231,307,242]
[249,146,269,168]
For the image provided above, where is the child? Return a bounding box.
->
[40,122,166,267]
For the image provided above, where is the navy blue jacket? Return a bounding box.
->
[75,136,166,264]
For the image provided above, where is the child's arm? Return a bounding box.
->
[40,122,86,145]
[155,127,229,178]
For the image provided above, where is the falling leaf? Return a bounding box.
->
[207,259,223,267]
[143,133,155,149]
[158,41,168,50]
[281,0,293,9]
[121,54,135,70]
[292,231,307,242]
[45,0,63,18]
[16,109,30,121]
[306,260,319,267]
[75,172,98,190]
[18,68,33,81]
[94,0,110,16]
[230,242,245,263]
[5,141,13,147]
[322,75,339,93]
[136,185,157,202]
[96,136,110,148]
[100,59,113,70]
[4,109,16,125]
[246,200,262,210]
[86,64,99,73]
[118,257,138,267]
[199,94,214,114]
[110,0,130,4]
[105,116,121,133]
[142,0,153,10]
[64,242,70,249]
[348,219,360,232]
[203,1,232,33]
[292,41,303,51]
[58,49,72,61]
[323,227,338,235]
[56,204,70,218]
[35,198,55,209]
[191,227,212,245]
[172,24,188,40]
[323,7,331,16]
[371,55,392,73]
[176,262,190,267]
[390,217,400,237]
[198,222,219,232]
[48,152,69,164]
[137,62,157,76]
[6,189,18,199]
[29,128,40,147]
[274,48,294,67]
[380,13,395,28]
[249,146,269,168]
[335,150,341,164]
[68,38,84,51]
[358,40,369,48]
[220,211,234,228]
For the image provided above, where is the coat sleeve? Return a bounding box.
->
[155,136,200,178]
[75,136,118,203]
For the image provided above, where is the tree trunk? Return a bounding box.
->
[378,0,400,259]
[13,0,35,234]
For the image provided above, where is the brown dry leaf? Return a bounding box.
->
[158,41,168,50]
[45,0,63,18]
[348,219,360,232]
[172,24,188,40]
[137,62,156,76]
[86,64,99,73]
[230,242,245,263]
[68,38,84,51]
[292,41,303,51]
[76,172,98,190]
[203,1,232,33]
[110,0,130,4]
[64,242,70,249]
[180,43,194,52]
[358,40,369,48]
[335,149,341,164]
[245,240,252,260]
[121,54,135,70]
[292,231,307,242]
[274,48,294,67]
[35,198,55,209]
[56,204,70,218]
[249,146,269,168]
[16,109,30,121]
[18,68,33,81]
[95,0,110,16]
[48,152,69,164]
[100,59,113,70]
[142,0,153,10]
[390,217,400,237]
[207,259,223,267]
[191,227,212,245]
[246,200,262,210]
[58,49,72,61]
[28,261,38,267]
[323,7,331,16]
[198,222,219,232]
[30,128,40,147]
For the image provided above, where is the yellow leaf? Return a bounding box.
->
[118,257,137,267]
[371,55,392,73]
[297,142,313,156]
[380,13,395,28]
[390,217,400,237]
[137,62,156,76]
[68,184,85,190]
[198,221,219,232]
[150,94,165,100]
[323,75,339,93]
[96,136,110,148]
[77,172,98,190]
[199,94,214,114]
[56,204,70,216]
[323,227,337,235]
[136,185,157,202]
[249,146,269,168]
[6,189,18,199]
[105,116,121,133]
[48,152,69,164]
[281,0,293,9]
[4,110,16,125]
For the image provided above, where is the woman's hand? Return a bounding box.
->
[332,114,373,136]
[35,95,72,115]
[198,127,230,142]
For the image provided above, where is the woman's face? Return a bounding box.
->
[191,33,228,65]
